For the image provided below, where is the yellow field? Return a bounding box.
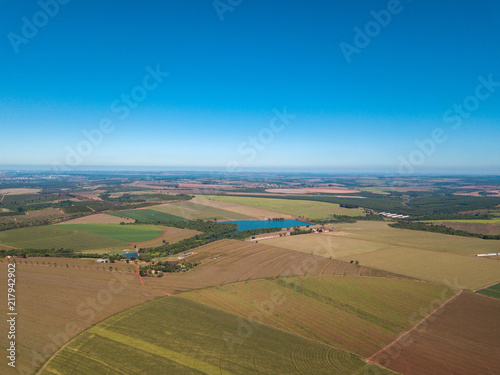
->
[192,197,295,219]
[57,213,135,225]
[200,195,366,220]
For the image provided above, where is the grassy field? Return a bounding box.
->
[261,221,500,256]
[58,213,135,225]
[181,276,446,357]
[150,200,254,220]
[0,261,163,375]
[373,292,500,375]
[200,195,366,220]
[143,239,399,295]
[60,224,163,242]
[0,224,163,250]
[40,297,395,375]
[328,221,500,255]
[192,196,295,219]
[0,226,127,250]
[338,247,500,291]
[108,208,186,223]
[477,282,500,299]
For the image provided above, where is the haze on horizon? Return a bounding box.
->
[1,0,499,174]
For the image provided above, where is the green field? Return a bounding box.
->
[40,297,394,375]
[150,201,254,220]
[181,276,445,357]
[0,224,163,250]
[108,209,186,223]
[477,282,500,299]
[200,195,366,220]
[60,224,163,242]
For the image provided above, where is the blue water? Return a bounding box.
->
[222,220,311,232]
[122,252,139,258]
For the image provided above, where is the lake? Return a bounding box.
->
[221,220,311,232]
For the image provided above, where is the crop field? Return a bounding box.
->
[476,282,500,299]
[181,275,446,357]
[338,247,500,291]
[143,239,401,294]
[192,196,295,219]
[150,200,254,220]
[426,218,500,224]
[328,221,500,255]
[131,225,201,248]
[60,224,163,242]
[435,221,500,235]
[58,213,136,225]
[40,297,395,375]
[0,226,126,250]
[372,292,500,375]
[108,208,186,223]
[0,261,163,375]
[200,195,366,220]
[0,224,163,250]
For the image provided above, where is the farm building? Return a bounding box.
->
[96,258,109,263]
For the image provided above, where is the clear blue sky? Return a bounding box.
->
[1,0,499,173]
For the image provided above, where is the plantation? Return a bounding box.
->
[150,200,254,220]
[181,275,446,357]
[40,297,395,375]
[477,282,500,299]
[201,195,366,220]
[0,224,163,250]
[108,208,186,223]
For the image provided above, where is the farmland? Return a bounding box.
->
[0,260,163,375]
[338,247,500,291]
[476,282,500,299]
[108,208,186,223]
[40,297,395,375]
[181,275,446,357]
[58,213,136,225]
[192,196,295,219]
[150,200,254,220]
[200,195,366,220]
[372,292,500,375]
[0,224,163,250]
[142,239,400,294]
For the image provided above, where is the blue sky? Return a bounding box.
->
[1,0,499,173]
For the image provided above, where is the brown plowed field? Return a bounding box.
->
[143,239,403,294]
[0,260,163,375]
[192,197,294,219]
[266,187,361,194]
[372,292,500,375]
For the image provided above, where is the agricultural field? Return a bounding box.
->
[131,225,201,248]
[40,297,394,375]
[181,275,447,357]
[108,208,186,223]
[338,247,500,291]
[0,224,163,251]
[476,282,500,299]
[435,221,500,235]
[372,292,500,375]
[150,200,254,220]
[327,221,500,255]
[192,196,295,219]
[57,213,136,225]
[0,260,163,375]
[200,195,366,220]
[143,239,400,294]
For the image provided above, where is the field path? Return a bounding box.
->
[0,194,4,202]
[366,289,463,363]
[131,262,172,296]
